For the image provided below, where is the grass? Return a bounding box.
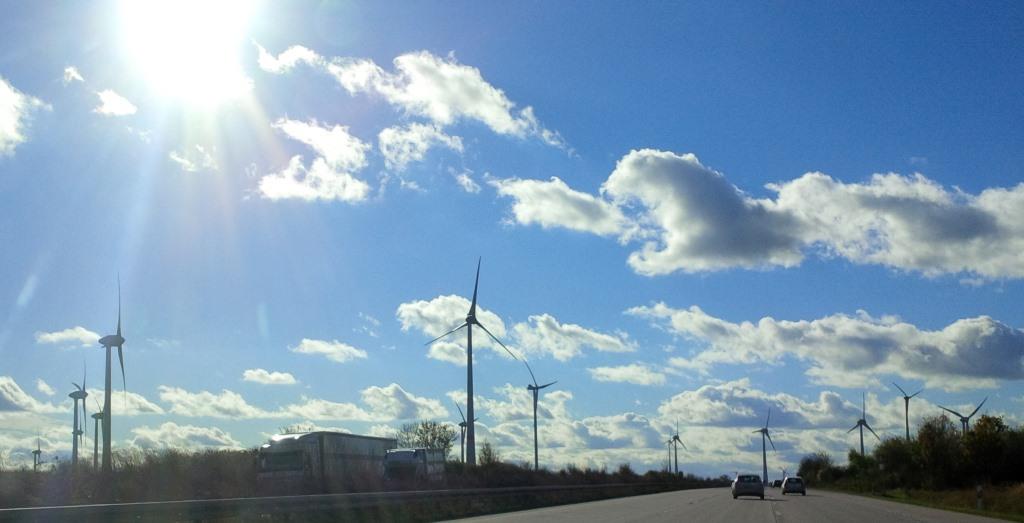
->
[820,484,1024,522]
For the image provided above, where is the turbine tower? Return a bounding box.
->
[938,397,988,435]
[424,258,519,466]
[68,371,88,468]
[892,382,922,441]
[32,436,42,472]
[753,409,775,486]
[97,279,126,475]
[91,401,103,470]
[453,401,477,463]
[524,361,556,471]
[670,420,686,475]
[848,392,880,455]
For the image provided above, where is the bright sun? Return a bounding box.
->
[119,0,254,105]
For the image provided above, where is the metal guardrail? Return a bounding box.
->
[0,483,674,522]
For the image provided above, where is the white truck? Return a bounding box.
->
[384,447,447,483]
[257,431,397,494]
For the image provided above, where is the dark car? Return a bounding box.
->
[781,476,806,495]
[731,474,764,499]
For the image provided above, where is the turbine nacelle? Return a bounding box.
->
[98,334,125,348]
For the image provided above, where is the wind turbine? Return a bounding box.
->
[68,369,88,468]
[938,397,988,435]
[91,400,103,470]
[32,436,42,472]
[892,382,922,441]
[424,258,519,466]
[669,420,686,475]
[780,467,787,482]
[97,279,126,475]
[753,409,775,486]
[453,401,477,464]
[524,361,556,471]
[848,392,880,455]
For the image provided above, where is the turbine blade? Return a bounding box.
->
[116,276,122,337]
[538,380,557,389]
[752,429,762,434]
[424,322,468,346]
[938,405,964,418]
[864,423,881,440]
[118,345,127,403]
[862,392,866,419]
[72,382,81,391]
[523,359,538,387]
[454,401,465,423]
[968,397,988,418]
[477,322,520,361]
[892,382,907,397]
[680,441,688,450]
[766,408,771,428]
[766,431,776,451]
[847,424,858,433]
[469,257,481,317]
[910,389,923,399]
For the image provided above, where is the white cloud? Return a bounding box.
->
[290,338,367,364]
[255,43,323,73]
[396,294,515,362]
[93,89,138,116]
[452,168,481,193]
[630,302,1024,391]
[491,176,632,237]
[0,377,61,413]
[158,386,265,419]
[588,364,666,386]
[242,368,297,385]
[130,422,241,451]
[35,379,55,397]
[34,326,99,347]
[62,66,84,84]
[378,123,463,171]
[258,155,371,202]
[361,383,447,420]
[496,148,1024,279]
[169,145,217,172]
[86,389,165,415]
[512,313,635,361]
[273,118,368,172]
[326,51,563,147]
[0,75,47,156]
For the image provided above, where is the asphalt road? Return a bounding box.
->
[451,487,1008,523]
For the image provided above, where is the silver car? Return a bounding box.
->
[731,474,765,499]
[781,476,806,495]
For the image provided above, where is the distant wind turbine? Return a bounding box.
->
[670,420,686,475]
[938,397,988,435]
[97,279,127,475]
[32,436,42,472]
[524,360,556,471]
[848,392,880,455]
[892,382,922,441]
[91,400,103,470]
[424,258,520,466]
[453,401,477,464]
[68,368,88,468]
[753,409,776,486]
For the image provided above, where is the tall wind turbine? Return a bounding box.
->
[91,400,103,470]
[97,279,126,475]
[32,436,42,472]
[453,401,477,464]
[938,397,988,435]
[670,420,686,475]
[524,361,555,471]
[424,258,519,466]
[753,409,775,486]
[848,392,880,455]
[892,382,922,441]
[68,370,88,468]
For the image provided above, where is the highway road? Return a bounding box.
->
[452,487,1008,523]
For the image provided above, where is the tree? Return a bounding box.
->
[916,414,964,488]
[478,441,501,465]
[963,415,1007,482]
[798,451,834,484]
[873,436,920,489]
[395,421,457,459]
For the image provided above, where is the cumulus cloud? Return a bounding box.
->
[159,386,265,419]
[452,168,481,193]
[396,295,515,361]
[0,75,47,156]
[290,338,367,364]
[491,176,633,238]
[35,379,55,396]
[512,313,634,361]
[379,123,463,171]
[630,302,1024,391]
[588,364,666,386]
[86,389,165,415]
[255,43,324,73]
[242,368,297,385]
[35,326,100,347]
[0,377,61,413]
[259,119,371,202]
[62,66,84,84]
[130,422,241,451]
[494,148,1024,279]
[169,145,217,172]
[93,89,137,116]
[273,118,369,172]
[361,383,447,420]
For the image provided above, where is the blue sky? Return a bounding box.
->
[1,1,1022,476]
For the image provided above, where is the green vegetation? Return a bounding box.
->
[798,414,1024,520]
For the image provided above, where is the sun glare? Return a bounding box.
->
[119,0,254,105]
